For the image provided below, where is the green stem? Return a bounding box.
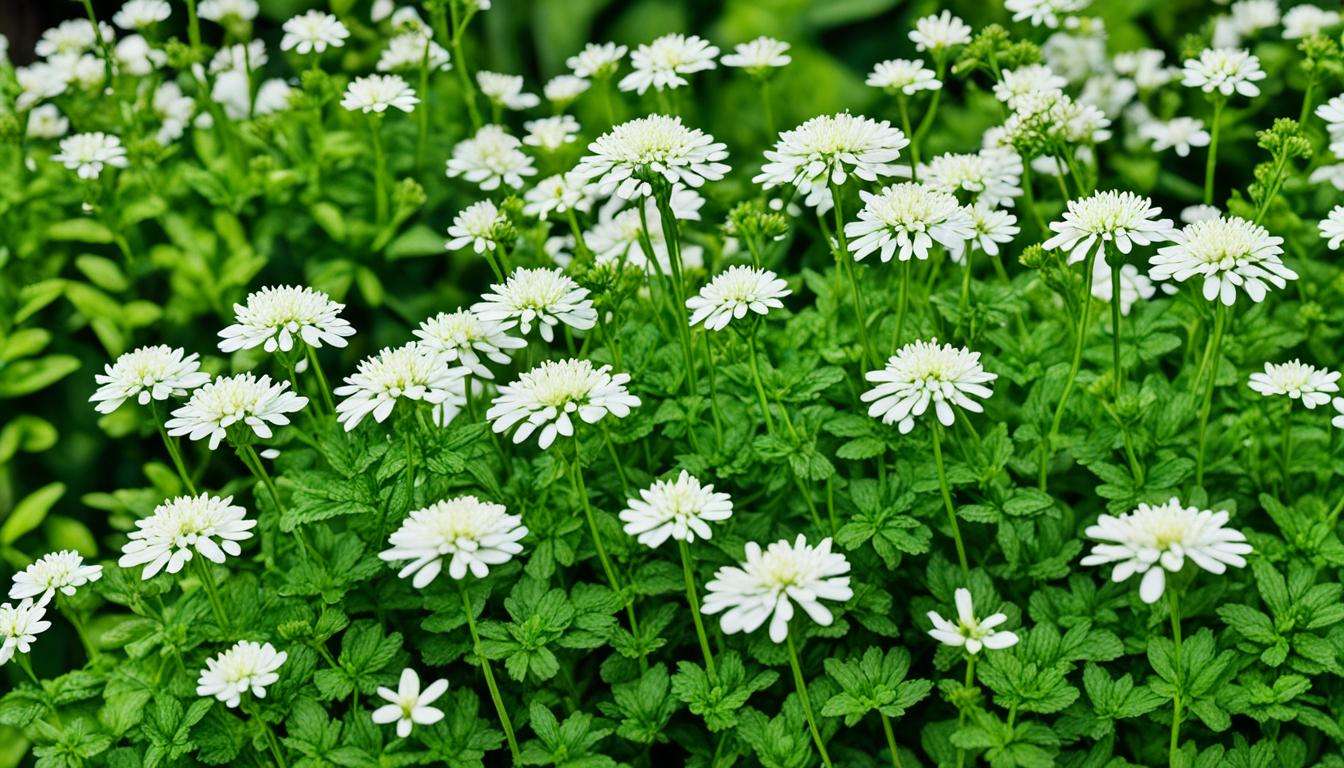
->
[785,633,833,768]
[1203,97,1225,205]
[830,181,878,368]
[370,116,389,225]
[746,333,776,433]
[443,1,482,129]
[193,556,229,629]
[897,95,918,180]
[152,403,196,494]
[1039,250,1098,491]
[954,656,976,768]
[1108,246,1124,401]
[304,346,336,414]
[1167,588,1183,767]
[677,540,717,681]
[460,583,521,761]
[879,712,904,768]
[893,259,912,352]
[955,250,973,341]
[1195,303,1229,486]
[931,423,969,576]
[60,602,100,661]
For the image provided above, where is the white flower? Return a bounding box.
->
[198,0,259,23]
[9,551,102,605]
[16,63,68,110]
[866,59,941,96]
[118,494,256,579]
[1091,261,1156,316]
[701,535,852,644]
[26,104,68,139]
[620,471,733,548]
[1333,398,1344,430]
[686,266,791,331]
[1005,0,1090,29]
[280,10,348,54]
[445,124,537,191]
[619,34,719,94]
[413,309,525,379]
[966,205,1020,257]
[487,359,639,448]
[544,75,590,105]
[1042,31,1108,85]
[523,115,580,151]
[166,374,308,449]
[754,113,909,213]
[910,11,972,54]
[1081,498,1252,603]
[1283,4,1340,38]
[378,32,450,73]
[35,19,106,58]
[845,183,975,263]
[1042,190,1174,266]
[334,345,468,431]
[372,669,448,738]
[91,345,209,414]
[1229,0,1281,36]
[1114,49,1178,90]
[993,65,1067,109]
[862,339,997,434]
[379,496,527,586]
[1182,48,1266,98]
[572,114,729,201]
[341,74,419,113]
[153,82,195,144]
[218,285,355,354]
[371,0,395,22]
[1248,360,1340,408]
[473,268,597,343]
[1316,95,1344,155]
[927,588,1019,654]
[114,34,165,76]
[1320,205,1344,249]
[209,41,267,75]
[51,52,106,90]
[0,600,50,665]
[52,132,128,179]
[585,193,706,271]
[567,42,627,78]
[1149,215,1295,305]
[476,71,539,110]
[721,37,791,72]
[1310,163,1344,190]
[212,72,291,119]
[920,149,1023,208]
[1180,204,1222,224]
[197,641,287,708]
[1139,117,1211,157]
[523,173,592,220]
[446,200,509,254]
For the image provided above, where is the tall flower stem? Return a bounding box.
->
[1167,588,1184,767]
[460,583,521,762]
[677,540,717,681]
[1107,245,1125,401]
[893,259,912,352]
[953,655,977,768]
[1039,250,1098,491]
[415,38,432,169]
[246,706,289,768]
[897,95,918,180]
[1203,96,1225,205]
[235,442,314,562]
[59,599,100,661]
[879,712,904,768]
[304,346,336,414]
[785,633,834,768]
[192,557,230,629]
[442,0,483,129]
[79,0,115,88]
[369,115,390,225]
[745,332,775,433]
[1194,303,1229,486]
[955,251,973,341]
[151,403,196,494]
[930,422,969,576]
[829,181,878,368]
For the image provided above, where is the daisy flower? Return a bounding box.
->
[866,59,941,96]
[9,551,102,605]
[1248,360,1340,408]
[920,149,1023,208]
[523,115,580,152]
[966,205,1020,258]
[523,173,592,221]
[90,345,210,414]
[1283,5,1340,38]
[701,535,852,644]
[1229,0,1280,37]
[16,63,68,110]
[165,374,308,449]
[619,33,719,94]
[862,339,997,434]
[567,42,627,79]
[372,669,448,737]
[1005,0,1090,29]
[476,71,540,111]
[218,285,355,354]
[52,132,128,179]
[35,19,105,57]
[117,495,256,579]
[1042,190,1174,266]
[909,11,973,54]
[572,114,729,201]
[620,470,733,548]
[198,0,259,23]
[472,267,598,342]
[445,199,510,254]
[378,32,450,73]
[721,37,791,73]
[26,104,69,139]
[1090,261,1156,316]
[686,266,791,331]
[113,0,171,31]
[543,75,590,105]
[445,124,537,191]
[1319,205,1344,250]
[993,65,1068,109]
[341,74,419,113]
[379,496,527,586]
[333,345,468,431]
[927,588,1019,654]
[1139,117,1211,157]
[1149,215,1295,305]
[1114,49,1178,90]
[754,113,909,213]
[115,35,166,76]
[0,600,51,665]
[1081,498,1252,603]
[1182,48,1266,98]
[197,641,287,708]
[413,309,525,379]
[487,359,640,448]
[844,183,975,263]
[1180,204,1222,224]
[280,10,348,55]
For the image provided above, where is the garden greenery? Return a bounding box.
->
[5,0,1344,766]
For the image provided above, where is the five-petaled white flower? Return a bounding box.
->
[845,183,975,263]
[413,309,525,379]
[572,114,729,201]
[1042,190,1174,266]
[341,74,419,113]
[0,600,51,665]
[380,496,527,586]
[1149,214,1296,305]
[487,359,639,449]
[218,285,355,354]
[862,339,997,434]
[166,374,308,449]
[620,471,733,548]
[927,588,1019,654]
[372,668,448,737]
[1248,360,1340,408]
[280,10,348,54]
[334,344,468,431]
[1182,48,1266,98]
[472,267,598,342]
[721,37,791,73]
[686,266,791,331]
[91,345,210,414]
[9,551,102,606]
[1081,498,1252,604]
[197,640,287,708]
[755,113,909,213]
[52,132,128,179]
[619,33,719,94]
[118,494,256,579]
[445,124,537,191]
[701,535,852,644]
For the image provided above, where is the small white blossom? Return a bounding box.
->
[1005,0,1091,29]
[1042,190,1174,266]
[334,345,468,431]
[1180,204,1223,224]
[866,58,941,96]
[1182,48,1266,98]
[1229,0,1281,37]
[524,173,592,220]
[209,41,267,75]
[572,114,729,200]
[845,183,975,263]
[476,70,539,110]
[1283,4,1340,38]
[446,199,509,254]
[567,42,627,78]
[118,495,256,579]
[909,11,972,54]
[755,113,909,213]
[1248,360,1340,408]
[619,34,719,94]
[445,124,537,191]
[1139,117,1211,156]
[341,74,419,113]
[197,641,287,708]
[543,75,590,105]
[198,0,259,23]
[26,104,69,139]
[280,10,348,55]
[378,32,450,73]
[35,19,106,58]
[91,345,209,414]
[0,600,51,665]
[413,309,525,379]
[166,374,308,449]
[927,588,1019,654]
[966,205,1020,258]
[52,132,128,179]
[16,63,68,110]
[1320,205,1344,249]
[380,496,527,585]
[1114,49,1178,90]
[523,115,580,151]
[862,339,997,434]
[620,471,733,548]
[993,64,1068,109]
[920,149,1023,208]
[372,669,448,737]
[9,551,102,605]
[487,359,639,448]
[686,266,791,331]
[721,37,791,72]
[1149,215,1295,305]
[218,285,355,354]
[701,535,852,644]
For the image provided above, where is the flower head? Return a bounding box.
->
[218,285,355,354]
[476,70,539,110]
[166,374,308,449]
[372,669,448,737]
[113,0,171,30]
[378,31,450,73]
[866,59,941,96]
[487,359,639,448]
[1248,360,1340,408]
[1182,48,1266,98]
[118,494,256,579]
[0,600,50,665]
[52,132,128,179]
[1042,190,1174,265]
[1081,498,1252,603]
[91,345,210,414]
[927,588,1019,654]
[197,641,287,708]
[341,74,419,113]
[1139,117,1211,157]
[755,113,909,213]
[334,345,468,431]
[862,339,996,434]
[1149,215,1295,305]
[920,149,1022,208]
[524,173,592,220]
[379,496,527,586]
[686,266,790,331]
[280,10,348,54]
[619,34,718,94]
[567,42,627,78]
[620,471,733,548]
[1005,0,1090,29]
[543,75,590,105]
[1319,205,1344,250]
[445,124,536,191]
[446,199,509,254]
[701,535,852,643]
[26,104,69,139]
[198,0,259,23]
[993,65,1068,109]
[845,183,975,263]
[523,115,580,152]
[573,114,729,200]
[909,11,972,54]
[413,309,525,379]
[472,267,597,342]
[966,205,1020,257]
[9,551,102,605]
[1283,4,1340,38]
[721,37,791,73]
